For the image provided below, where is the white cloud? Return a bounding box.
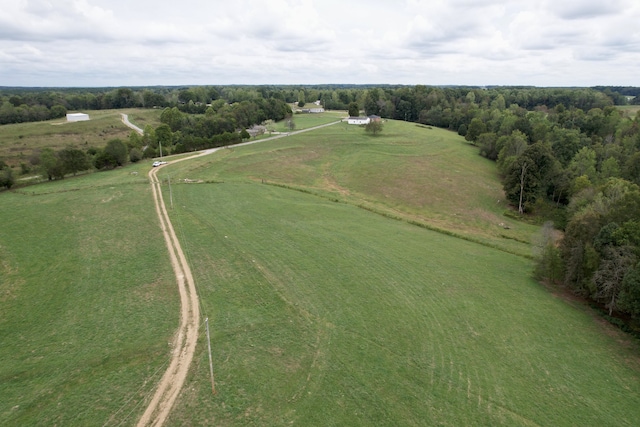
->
[547,0,624,20]
[0,0,639,86]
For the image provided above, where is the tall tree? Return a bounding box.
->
[619,263,640,317]
[348,102,360,117]
[155,124,173,149]
[465,118,486,144]
[593,245,636,315]
[59,146,89,176]
[96,139,128,169]
[569,147,597,182]
[39,148,65,180]
[503,143,555,213]
[160,107,184,132]
[364,89,381,116]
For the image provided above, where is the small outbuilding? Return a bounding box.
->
[347,116,371,125]
[66,113,90,122]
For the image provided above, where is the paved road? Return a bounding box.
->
[121,113,144,135]
[200,119,343,155]
[137,119,342,426]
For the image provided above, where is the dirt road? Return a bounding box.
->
[137,120,342,426]
[137,165,200,427]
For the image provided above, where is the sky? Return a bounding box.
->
[1,0,639,87]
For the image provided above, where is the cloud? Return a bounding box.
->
[548,0,623,20]
[1,0,639,86]
[0,0,117,42]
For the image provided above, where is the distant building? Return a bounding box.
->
[66,113,89,122]
[347,116,370,125]
[368,115,381,122]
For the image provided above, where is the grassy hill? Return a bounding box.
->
[0,108,161,168]
[164,119,538,257]
[160,120,640,425]
[1,114,639,426]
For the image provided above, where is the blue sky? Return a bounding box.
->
[1,0,639,87]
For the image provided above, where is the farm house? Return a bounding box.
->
[66,113,90,122]
[347,116,370,125]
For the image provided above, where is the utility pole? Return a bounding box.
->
[168,175,173,209]
[205,317,216,394]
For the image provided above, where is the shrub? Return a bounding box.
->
[129,148,143,163]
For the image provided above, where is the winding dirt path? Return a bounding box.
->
[137,119,342,426]
[137,164,200,427]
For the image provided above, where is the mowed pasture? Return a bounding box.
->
[273,110,346,132]
[163,182,640,426]
[0,164,178,425]
[157,120,640,425]
[1,114,639,426]
[162,120,538,257]
[0,108,162,167]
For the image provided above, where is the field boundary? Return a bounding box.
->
[261,180,534,259]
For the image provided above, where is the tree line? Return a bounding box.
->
[135,96,291,156]
[0,92,292,186]
[1,84,635,125]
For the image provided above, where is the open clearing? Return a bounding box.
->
[162,120,539,258]
[0,108,161,167]
[158,119,640,425]
[1,114,639,426]
[163,181,640,426]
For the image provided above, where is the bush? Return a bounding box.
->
[49,104,67,119]
[1,167,15,189]
[173,143,186,154]
[103,139,128,167]
[365,120,383,135]
[143,146,157,159]
[534,244,564,283]
[129,148,143,163]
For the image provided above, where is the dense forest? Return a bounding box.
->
[1,84,639,331]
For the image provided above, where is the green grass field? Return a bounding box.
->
[1,114,640,426]
[0,163,178,425]
[0,108,162,168]
[163,182,640,426]
[163,120,538,257]
[273,110,346,132]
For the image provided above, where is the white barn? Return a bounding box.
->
[66,113,90,122]
[347,116,370,125]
